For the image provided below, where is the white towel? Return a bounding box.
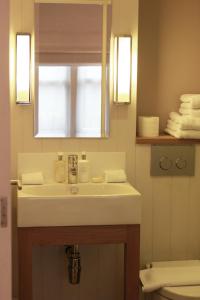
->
[180,102,192,109]
[179,107,200,117]
[165,127,200,139]
[140,266,200,293]
[167,117,200,130]
[167,120,179,131]
[169,112,200,130]
[21,172,44,185]
[180,102,200,109]
[169,112,182,123]
[180,94,200,108]
[104,169,127,183]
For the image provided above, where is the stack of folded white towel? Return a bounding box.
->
[165,94,200,139]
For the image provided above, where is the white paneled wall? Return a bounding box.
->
[32,245,124,300]
[136,145,200,268]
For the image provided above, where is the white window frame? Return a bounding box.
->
[35,63,102,138]
[34,0,111,138]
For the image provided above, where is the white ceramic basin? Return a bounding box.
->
[18,182,141,227]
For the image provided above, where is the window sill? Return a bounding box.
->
[136,133,200,145]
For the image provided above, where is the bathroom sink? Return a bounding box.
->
[17,182,141,227]
[19,182,138,197]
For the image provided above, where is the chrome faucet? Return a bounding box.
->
[68,154,78,184]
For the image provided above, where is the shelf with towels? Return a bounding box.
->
[136,133,200,145]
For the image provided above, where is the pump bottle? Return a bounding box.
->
[55,152,66,183]
[78,152,90,183]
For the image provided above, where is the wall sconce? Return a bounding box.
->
[113,35,132,104]
[16,33,31,104]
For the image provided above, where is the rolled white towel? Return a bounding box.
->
[104,169,127,183]
[179,107,200,117]
[21,172,44,185]
[165,127,200,139]
[168,113,200,130]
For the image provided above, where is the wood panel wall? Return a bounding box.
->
[136,145,200,267]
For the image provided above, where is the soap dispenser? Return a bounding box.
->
[78,152,90,183]
[55,152,66,183]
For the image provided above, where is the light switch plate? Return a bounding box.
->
[151,145,195,176]
[0,197,7,227]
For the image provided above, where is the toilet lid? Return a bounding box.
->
[158,285,200,300]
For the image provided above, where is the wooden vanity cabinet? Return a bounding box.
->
[18,224,140,300]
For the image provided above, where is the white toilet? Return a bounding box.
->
[151,261,200,300]
[153,286,200,300]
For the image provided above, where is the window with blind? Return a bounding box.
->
[34,2,111,138]
[36,64,102,137]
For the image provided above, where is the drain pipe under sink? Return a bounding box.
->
[65,245,81,284]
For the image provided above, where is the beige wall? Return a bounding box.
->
[136,0,200,269]
[0,0,11,299]
[137,2,200,298]
[10,0,139,186]
[11,0,200,299]
[10,0,139,299]
[137,0,200,131]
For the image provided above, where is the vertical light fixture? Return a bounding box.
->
[113,35,132,104]
[16,33,31,104]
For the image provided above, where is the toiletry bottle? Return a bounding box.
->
[55,152,66,183]
[78,152,90,183]
[68,155,78,184]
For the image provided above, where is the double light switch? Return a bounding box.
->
[151,145,195,176]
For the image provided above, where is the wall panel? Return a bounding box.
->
[136,145,200,268]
